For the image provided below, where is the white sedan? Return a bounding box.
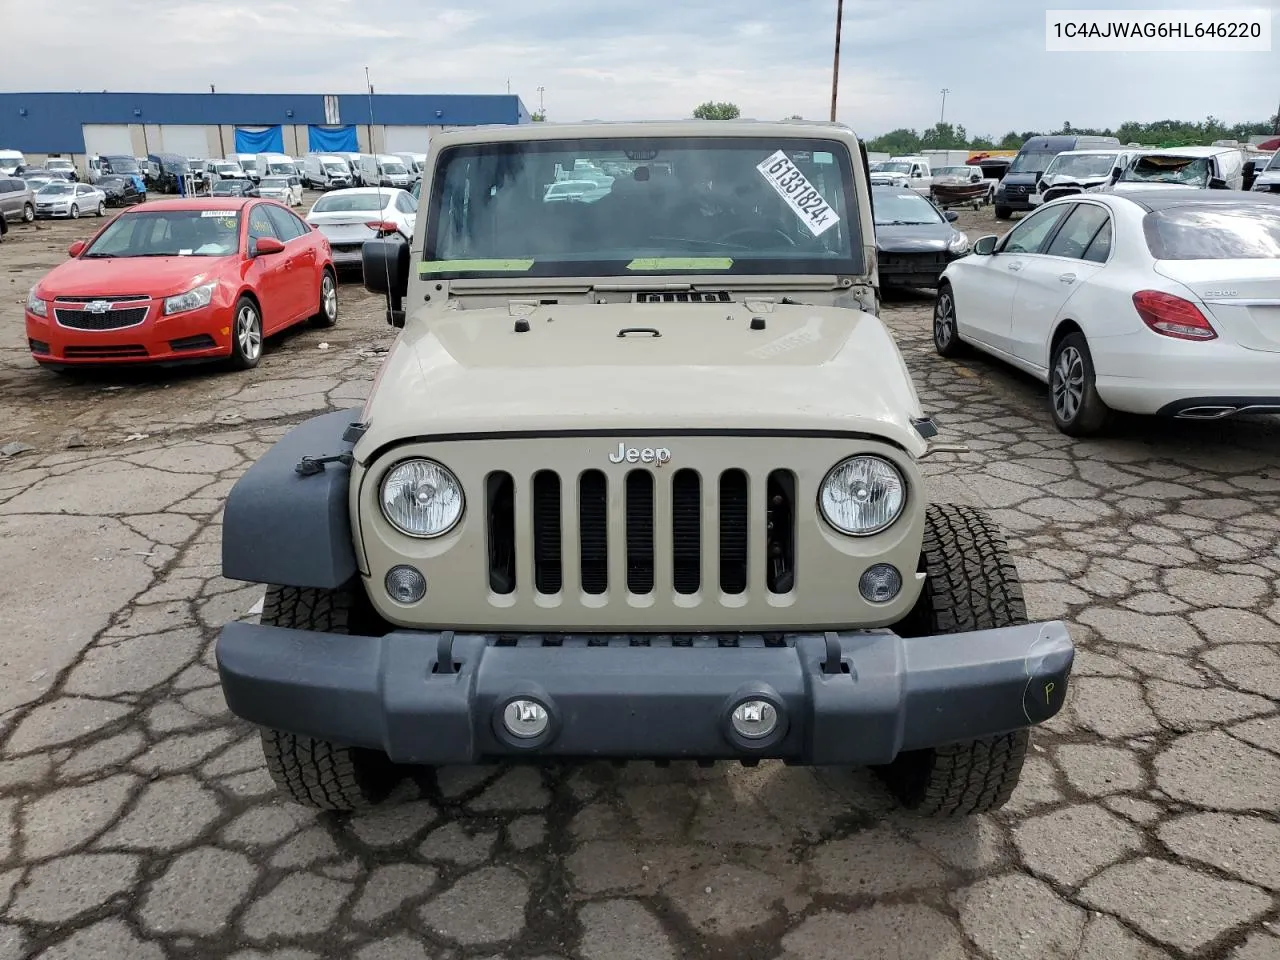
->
[933,190,1280,435]
[304,187,417,269]
[33,181,109,219]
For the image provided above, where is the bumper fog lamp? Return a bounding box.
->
[385,565,426,604]
[731,700,778,739]
[503,699,550,739]
[859,563,903,603]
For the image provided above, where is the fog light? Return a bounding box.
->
[859,563,902,603]
[731,700,778,739]
[503,699,550,739]
[385,565,426,604]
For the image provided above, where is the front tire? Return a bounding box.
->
[876,504,1031,816]
[993,204,1011,220]
[229,296,263,370]
[96,201,106,217]
[22,203,34,223]
[69,204,80,219]
[258,585,397,810]
[311,269,338,327]
[1049,332,1110,436]
[932,282,965,358]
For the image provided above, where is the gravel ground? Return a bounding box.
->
[0,196,1277,959]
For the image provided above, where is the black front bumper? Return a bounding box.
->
[216,622,1074,766]
[995,189,1033,211]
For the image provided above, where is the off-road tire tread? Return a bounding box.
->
[257,584,393,810]
[877,503,1031,817]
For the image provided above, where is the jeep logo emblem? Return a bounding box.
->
[609,442,672,467]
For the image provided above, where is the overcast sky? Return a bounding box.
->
[12,0,1279,137]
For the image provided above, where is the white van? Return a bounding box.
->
[392,152,426,175]
[1110,145,1247,193]
[0,150,25,175]
[256,153,297,179]
[227,154,261,182]
[203,158,245,182]
[358,154,413,188]
[1028,149,1136,206]
[304,154,353,190]
[333,153,369,185]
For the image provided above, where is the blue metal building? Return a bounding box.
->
[0,91,530,161]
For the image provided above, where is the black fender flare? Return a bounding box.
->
[221,408,360,589]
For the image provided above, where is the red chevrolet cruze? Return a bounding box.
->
[25,197,337,371]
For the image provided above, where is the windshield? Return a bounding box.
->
[424,136,861,278]
[240,159,258,172]
[1044,154,1118,179]
[38,183,74,195]
[323,162,347,173]
[879,162,911,174]
[937,167,970,176]
[1121,155,1210,186]
[83,210,242,257]
[311,193,387,213]
[873,191,943,225]
[216,163,241,174]
[1144,204,1280,259]
[47,160,72,169]
[261,178,289,188]
[267,163,294,174]
[380,161,408,175]
[1267,154,1280,171]
[212,182,246,194]
[188,161,202,171]
[107,158,140,174]
[1007,151,1055,175]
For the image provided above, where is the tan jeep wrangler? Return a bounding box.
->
[217,120,1074,816]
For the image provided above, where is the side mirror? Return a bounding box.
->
[1208,177,1228,190]
[944,210,959,222]
[68,240,86,258]
[254,237,285,256]
[362,237,410,326]
[972,235,999,256]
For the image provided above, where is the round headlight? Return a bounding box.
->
[379,459,464,537]
[819,456,906,536]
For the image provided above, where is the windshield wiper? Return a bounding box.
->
[82,252,118,259]
[878,220,934,226]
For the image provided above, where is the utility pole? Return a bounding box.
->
[940,88,949,125]
[1273,93,1279,135]
[829,0,844,122]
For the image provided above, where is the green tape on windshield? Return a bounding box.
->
[627,257,734,271]
[419,259,534,274]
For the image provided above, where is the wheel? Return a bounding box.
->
[932,282,966,358]
[229,296,263,370]
[69,204,80,220]
[993,204,1012,220]
[96,201,106,217]
[257,584,397,810]
[22,203,34,223]
[876,504,1031,816]
[311,269,338,327]
[1049,332,1110,436]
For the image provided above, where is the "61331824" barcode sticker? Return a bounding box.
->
[755,150,840,237]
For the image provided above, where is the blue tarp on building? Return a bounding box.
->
[234,125,284,154]
[307,125,358,153]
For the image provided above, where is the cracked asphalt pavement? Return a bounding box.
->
[0,203,1277,959]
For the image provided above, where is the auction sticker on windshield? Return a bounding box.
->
[756,150,840,237]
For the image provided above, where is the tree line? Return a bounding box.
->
[689,102,1279,152]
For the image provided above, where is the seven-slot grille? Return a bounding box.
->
[486,467,797,600]
[54,296,150,331]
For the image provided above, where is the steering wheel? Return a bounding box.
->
[720,227,797,248]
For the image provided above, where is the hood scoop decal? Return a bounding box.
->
[634,291,732,304]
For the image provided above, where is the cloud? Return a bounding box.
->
[7,0,1278,136]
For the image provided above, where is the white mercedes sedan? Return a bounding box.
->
[933,190,1280,435]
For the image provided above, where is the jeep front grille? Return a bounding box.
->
[484,466,797,601]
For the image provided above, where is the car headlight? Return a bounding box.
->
[26,289,47,317]
[819,456,906,536]
[380,459,464,538]
[948,232,970,254]
[163,283,216,316]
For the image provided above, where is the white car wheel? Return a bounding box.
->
[69,204,80,219]
[96,201,106,217]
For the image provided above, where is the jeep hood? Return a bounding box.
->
[356,303,928,458]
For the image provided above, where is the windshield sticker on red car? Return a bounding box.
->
[201,210,240,218]
[756,151,840,237]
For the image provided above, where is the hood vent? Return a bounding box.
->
[634,291,733,304]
